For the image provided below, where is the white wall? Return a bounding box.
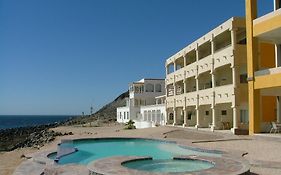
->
[116,107,130,123]
[140,104,166,126]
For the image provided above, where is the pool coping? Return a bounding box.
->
[13,136,250,175]
[87,155,250,175]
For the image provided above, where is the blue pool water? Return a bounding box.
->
[123,159,214,173]
[51,138,221,165]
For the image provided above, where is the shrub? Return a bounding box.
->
[124,120,136,129]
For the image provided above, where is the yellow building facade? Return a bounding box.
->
[246,0,281,134]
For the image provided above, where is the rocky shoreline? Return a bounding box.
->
[0,90,128,152]
[0,123,73,152]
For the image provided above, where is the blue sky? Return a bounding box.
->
[0,0,273,115]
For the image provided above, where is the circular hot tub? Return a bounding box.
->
[123,158,214,173]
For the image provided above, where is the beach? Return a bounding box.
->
[1,124,281,175]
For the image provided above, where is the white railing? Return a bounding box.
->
[197,55,212,75]
[185,91,197,106]
[166,73,174,85]
[214,84,234,104]
[174,68,185,82]
[175,94,185,107]
[198,88,213,105]
[166,97,174,108]
[213,45,233,69]
[184,62,197,78]
[255,67,281,77]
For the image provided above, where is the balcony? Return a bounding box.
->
[197,55,212,75]
[166,96,174,108]
[185,91,197,106]
[213,45,234,69]
[174,68,185,82]
[166,72,174,85]
[198,88,213,105]
[253,8,281,44]
[184,62,197,78]
[175,94,185,107]
[254,67,281,89]
[215,84,234,104]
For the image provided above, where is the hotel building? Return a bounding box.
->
[117,78,166,128]
[165,17,248,133]
[246,0,281,134]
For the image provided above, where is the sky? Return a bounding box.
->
[0,0,273,115]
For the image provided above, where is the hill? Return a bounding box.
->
[64,90,129,125]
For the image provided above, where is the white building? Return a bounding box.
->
[117,78,166,128]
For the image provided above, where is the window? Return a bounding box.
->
[155,84,162,92]
[169,113,174,120]
[240,74,248,84]
[120,112,122,119]
[127,112,129,119]
[240,110,249,123]
[145,83,154,92]
[187,112,192,120]
[221,110,227,115]
[205,111,209,116]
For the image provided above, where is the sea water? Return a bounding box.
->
[0,115,75,129]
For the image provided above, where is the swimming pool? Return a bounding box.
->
[50,138,221,165]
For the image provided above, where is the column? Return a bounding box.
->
[183,79,186,94]
[183,54,187,67]
[277,97,281,123]
[183,108,187,127]
[173,108,176,125]
[173,61,177,72]
[195,106,200,128]
[195,46,200,128]
[231,28,237,50]
[211,106,216,131]
[231,26,239,133]
[232,106,239,132]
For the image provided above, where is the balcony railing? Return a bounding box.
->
[185,91,197,106]
[214,84,234,104]
[184,62,197,78]
[197,55,212,75]
[213,45,233,69]
[198,88,213,105]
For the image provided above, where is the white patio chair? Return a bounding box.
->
[270,122,281,133]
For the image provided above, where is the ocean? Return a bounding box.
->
[0,115,76,130]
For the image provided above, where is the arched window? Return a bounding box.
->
[145,83,154,92]
[169,113,174,120]
[155,84,161,92]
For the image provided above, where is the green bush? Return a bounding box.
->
[124,120,136,129]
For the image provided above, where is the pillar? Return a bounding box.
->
[173,108,176,126]
[183,108,187,127]
[232,106,239,131]
[277,97,281,123]
[195,106,200,128]
[211,106,216,131]
[246,0,261,134]
[275,0,281,123]
[183,79,186,94]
